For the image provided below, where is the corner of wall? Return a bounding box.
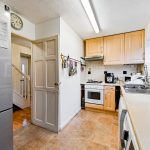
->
[59,18,83,129]
[35,17,61,40]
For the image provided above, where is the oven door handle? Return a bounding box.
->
[85,88,103,91]
[120,109,127,149]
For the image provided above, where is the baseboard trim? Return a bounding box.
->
[59,107,81,130]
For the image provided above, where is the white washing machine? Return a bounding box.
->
[119,97,139,150]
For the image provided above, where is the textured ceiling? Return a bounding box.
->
[1,0,150,39]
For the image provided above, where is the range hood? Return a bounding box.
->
[84,55,104,61]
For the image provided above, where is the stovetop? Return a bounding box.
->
[86,80,103,83]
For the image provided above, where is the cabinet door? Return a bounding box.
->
[125,30,145,64]
[85,38,103,57]
[104,34,124,65]
[104,87,115,111]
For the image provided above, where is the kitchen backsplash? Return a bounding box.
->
[81,61,139,82]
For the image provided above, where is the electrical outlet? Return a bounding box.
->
[88,68,91,74]
[123,71,127,74]
[88,71,91,74]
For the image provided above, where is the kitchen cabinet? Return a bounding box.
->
[104,34,124,65]
[85,103,104,110]
[85,30,145,65]
[124,30,145,64]
[104,86,115,111]
[85,37,104,57]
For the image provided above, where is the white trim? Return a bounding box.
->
[60,107,81,130]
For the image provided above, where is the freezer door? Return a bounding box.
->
[0,87,12,112]
[0,109,13,150]
[0,3,12,112]
[0,46,12,112]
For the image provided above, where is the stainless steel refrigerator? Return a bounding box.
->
[0,2,13,150]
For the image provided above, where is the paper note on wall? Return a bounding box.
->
[0,19,8,49]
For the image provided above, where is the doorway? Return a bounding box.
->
[20,55,31,98]
[11,34,32,132]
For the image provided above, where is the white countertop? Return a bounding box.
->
[121,86,150,150]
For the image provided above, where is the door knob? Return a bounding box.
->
[54,82,61,86]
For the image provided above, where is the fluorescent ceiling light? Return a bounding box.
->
[81,0,100,33]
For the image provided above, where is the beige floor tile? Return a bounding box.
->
[14,110,118,150]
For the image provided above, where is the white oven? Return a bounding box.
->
[85,84,104,105]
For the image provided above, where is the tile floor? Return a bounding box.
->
[13,110,118,150]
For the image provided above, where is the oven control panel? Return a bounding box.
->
[85,84,104,90]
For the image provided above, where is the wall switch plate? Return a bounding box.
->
[88,71,91,74]
[123,71,127,74]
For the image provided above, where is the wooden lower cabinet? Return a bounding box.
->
[85,103,104,110]
[104,86,115,111]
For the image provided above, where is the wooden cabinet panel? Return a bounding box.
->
[85,37,103,57]
[104,34,124,65]
[85,30,145,65]
[104,86,115,111]
[125,30,145,64]
[85,103,104,110]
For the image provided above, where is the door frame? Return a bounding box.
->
[20,54,31,99]
[31,35,60,132]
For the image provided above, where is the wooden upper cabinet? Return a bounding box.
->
[124,30,145,64]
[104,34,124,65]
[85,37,104,57]
[85,30,145,65]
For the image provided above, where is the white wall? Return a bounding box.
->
[11,12,60,41]
[59,18,83,129]
[145,23,150,74]
[34,17,84,129]
[11,11,35,40]
[35,17,60,40]
[82,61,138,82]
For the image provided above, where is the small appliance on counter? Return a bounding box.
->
[86,79,103,84]
[105,72,115,83]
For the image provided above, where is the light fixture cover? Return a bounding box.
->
[81,0,99,33]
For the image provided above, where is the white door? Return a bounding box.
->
[32,36,59,132]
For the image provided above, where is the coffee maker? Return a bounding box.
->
[105,72,115,83]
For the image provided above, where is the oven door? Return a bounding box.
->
[85,88,103,105]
